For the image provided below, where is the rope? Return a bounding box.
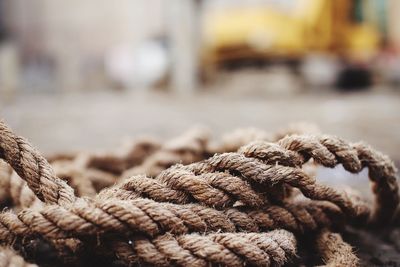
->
[100,134,395,223]
[210,122,320,153]
[122,126,210,178]
[0,154,119,210]
[315,229,359,267]
[112,230,296,267]
[85,137,161,175]
[0,198,344,242]
[0,121,75,206]
[0,120,398,266]
[0,161,12,206]
[242,135,399,224]
[99,169,268,208]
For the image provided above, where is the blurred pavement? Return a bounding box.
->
[1,88,399,164]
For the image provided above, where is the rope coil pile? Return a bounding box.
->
[0,120,398,266]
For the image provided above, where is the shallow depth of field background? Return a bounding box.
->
[0,0,399,169]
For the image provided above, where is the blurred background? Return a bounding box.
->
[0,0,399,163]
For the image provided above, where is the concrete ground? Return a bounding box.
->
[1,87,400,161]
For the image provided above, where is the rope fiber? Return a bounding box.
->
[0,120,398,266]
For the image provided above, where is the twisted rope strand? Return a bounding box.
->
[0,121,75,206]
[85,137,161,175]
[240,135,399,224]
[112,230,296,267]
[0,161,13,206]
[315,229,359,267]
[0,161,115,211]
[102,152,366,219]
[0,197,344,244]
[1,121,384,224]
[210,122,320,154]
[184,153,365,218]
[122,127,210,178]
[0,121,398,266]
[100,168,267,209]
[8,173,40,210]
[1,199,309,266]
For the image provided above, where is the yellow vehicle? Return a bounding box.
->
[202,0,383,86]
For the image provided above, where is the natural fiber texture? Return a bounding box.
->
[102,134,398,224]
[112,230,296,267]
[210,122,320,153]
[241,135,399,224]
[0,247,37,267]
[106,142,384,224]
[85,137,161,175]
[99,169,268,208]
[0,165,41,210]
[0,160,115,211]
[122,126,210,178]
[0,121,75,206]
[0,120,398,266]
[315,229,359,267]
[0,161,13,206]
[0,198,344,243]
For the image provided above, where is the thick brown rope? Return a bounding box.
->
[45,123,319,185]
[0,121,75,206]
[103,151,367,221]
[0,198,305,266]
[111,230,296,267]
[0,120,398,266]
[99,169,268,208]
[315,229,359,267]
[210,122,320,153]
[0,159,116,210]
[122,127,210,178]
[8,172,40,210]
[186,153,362,216]
[93,134,397,225]
[0,160,42,210]
[101,160,351,216]
[52,159,115,197]
[0,161,13,206]
[240,135,399,224]
[0,197,344,243]
[85,137,161,175]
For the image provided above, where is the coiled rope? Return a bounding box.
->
[0,120,398,266]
